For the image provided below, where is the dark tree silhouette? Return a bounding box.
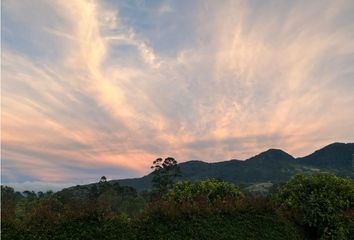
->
[151,157,181,195]
[99,176,107,183]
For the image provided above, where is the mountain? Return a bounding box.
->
[297,142,354,169]
[60,143,354,193]
[232,149,297,183]
[109,143,353,191]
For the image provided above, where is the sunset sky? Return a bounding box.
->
[2,0,354,191]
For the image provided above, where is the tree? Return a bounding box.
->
[274,173,354,240]
[151,157,181,195]
[1,186,23,219]
[99,176,107,183]
[23,190,37,201]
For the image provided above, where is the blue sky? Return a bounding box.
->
[2,0,354,191]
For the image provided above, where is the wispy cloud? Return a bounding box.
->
[2,0,354,186]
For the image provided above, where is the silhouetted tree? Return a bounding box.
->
[23,190,37,201]
[100,176,107,183]
[151,157,181,195]
[37,191,44,198]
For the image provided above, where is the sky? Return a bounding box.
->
[1,0,354,191]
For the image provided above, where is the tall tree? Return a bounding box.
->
[99,176,107,183]
[151,157,181,195]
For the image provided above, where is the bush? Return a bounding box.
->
[274,172,354,239]
[164,179,244,204]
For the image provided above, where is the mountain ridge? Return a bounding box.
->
[59,142,353,193]
[109,142,353,191]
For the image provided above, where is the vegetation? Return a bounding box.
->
[1,155,353,239]
[151,157,181,195]
[274,173,354,239]
[164,178,244,203]
[56,179,147,216]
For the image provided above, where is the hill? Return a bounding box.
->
[64,143,354,193]
[297,142,354,168]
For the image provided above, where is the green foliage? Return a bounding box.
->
[55,182,147,216]
[2,171,353,239]
[274,172,354,239]
[1,179,309,240]
[138,195,308,240]
[134,213,307,240]
[97,187,146,215]
[151,157,181,195]
[164,179,244,203]
[1,186,23,219]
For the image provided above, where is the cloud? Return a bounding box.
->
[2,181,77,193]
[158,2,173,14]
[2,0,354,185]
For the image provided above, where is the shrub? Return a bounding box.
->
[274,172,354,239]
[164,179,244,204]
